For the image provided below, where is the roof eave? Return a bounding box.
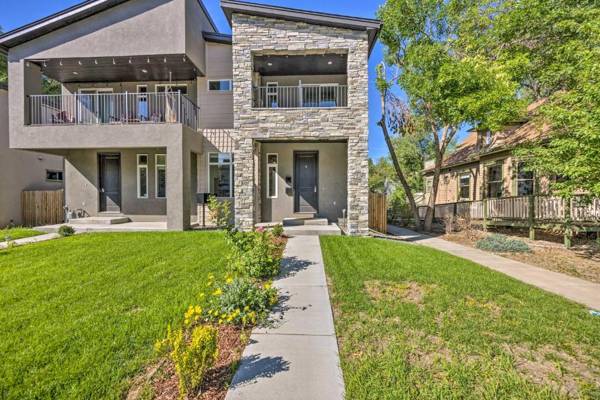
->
[203,31,232,45]
[220,0,382,55]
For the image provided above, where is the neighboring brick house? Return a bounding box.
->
[0,83,64,227]
[422,103,551,205]
[0,0,380,234]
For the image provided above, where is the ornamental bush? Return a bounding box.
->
[58,225,75,237]
[476,234,530,253]
[271,224,284,238]
[227,229,281,279]
[155,325,218,399]
[200,276,278,326]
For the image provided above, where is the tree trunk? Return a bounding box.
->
[377,116,423,231]
[424,148,443,232]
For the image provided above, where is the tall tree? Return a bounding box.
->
[377,0,523,230]
[0,26,7,84]
[456,0,600,197]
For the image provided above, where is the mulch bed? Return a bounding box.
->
[131,325,248,400]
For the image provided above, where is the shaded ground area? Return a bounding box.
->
[442,229,600,284]
[0,231,230,399]
[321,236,600,400]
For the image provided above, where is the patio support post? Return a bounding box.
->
[528,195,536,240]
[483,198,488,231]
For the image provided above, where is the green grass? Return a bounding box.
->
[0,227,44,241]
[321,236,600,400]
[0,231,230,399]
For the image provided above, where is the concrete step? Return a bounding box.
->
[283,224,341,236]
[69,216,131,225]
[283,217,329,227]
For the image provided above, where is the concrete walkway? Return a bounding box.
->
[0,232,60,249]
[225,235,344,400]
[388,225,600,310]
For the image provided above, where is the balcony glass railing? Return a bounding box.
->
[28,92,200,130]
[253,85,347,109]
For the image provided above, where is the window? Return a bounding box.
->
[156,154,166,198]
[487,163,504,198]
[266,153,278,198]
[208,80,232,92]
[46,170,63,182]
[137,154,148,199]
[208,152,233,197]
[459,173,470,200]
[424,177,433,194]
[517,161,535,196]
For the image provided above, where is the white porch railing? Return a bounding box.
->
[29,92,200,130]
[253,85,348,109]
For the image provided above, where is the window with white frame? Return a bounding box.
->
[208,80,232,92]
[459,173,470,200]
[266,153,278,199]
[137,154,148,198]
[517,161,535,196]
[266,82,278,107]
[208,152,233,197]
[156,154,166,198]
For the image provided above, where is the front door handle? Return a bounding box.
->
[314,186,317,193]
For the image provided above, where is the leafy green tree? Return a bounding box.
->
[0,26,7,84]
[377,0,523,230]
[456,0,600,197]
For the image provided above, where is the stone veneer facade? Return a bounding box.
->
[231,13,370,235]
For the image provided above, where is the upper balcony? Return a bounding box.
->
[29,91,199,131]
[251,52,348,109]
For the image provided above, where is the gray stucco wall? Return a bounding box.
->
[0,89,63,227]
[260,141,347,223]
[197,43,234,129]
[231,14,370,234]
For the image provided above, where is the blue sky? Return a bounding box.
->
[1,0,394,159]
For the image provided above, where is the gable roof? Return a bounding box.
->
[0,0,218,52]
[220,0,382,55]
[425,103,551,173]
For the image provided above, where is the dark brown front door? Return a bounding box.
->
[294,151,318,213]
[99,154,121,212]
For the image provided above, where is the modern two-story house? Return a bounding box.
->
[0,0,380,234]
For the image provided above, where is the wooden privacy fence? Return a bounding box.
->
[369,192,387,233]
[21,189,64,227]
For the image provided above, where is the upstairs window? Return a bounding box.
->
[208,80,232,92]
[46,170,63,182]
[209,152,233,197]
[517,162,535,196]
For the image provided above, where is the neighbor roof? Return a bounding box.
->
[0,0,218,51]
[220,0,382,55]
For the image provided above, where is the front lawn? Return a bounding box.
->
[0,227,44,241]
[0,231,230,399]
[321,236,600,399]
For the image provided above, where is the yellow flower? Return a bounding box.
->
[213,288,223,296]
[263,282,272,290]
[226,277,234,284]
[244,305,250,311]
[218,319,223,324]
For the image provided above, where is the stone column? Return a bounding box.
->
[347,135,369,235]
[234,137,255,230]
[166,141,191,231]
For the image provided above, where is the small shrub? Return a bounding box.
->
[476,234,530,253]
[228,230,281,279]
[58,225,75,237]
[200,276,278,326]
[207,196,232,230]
[271,224,284,238]
[155,325,218,399]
